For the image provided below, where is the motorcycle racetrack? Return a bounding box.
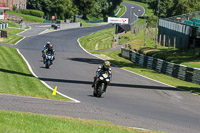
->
[1,2,200,133]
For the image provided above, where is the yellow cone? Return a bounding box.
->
[52,86,57,95]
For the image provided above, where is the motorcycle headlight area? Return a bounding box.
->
[102,73,108,78]
[100,77,104,80]
[106,79,110,82]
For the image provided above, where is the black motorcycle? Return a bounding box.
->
[93,71,110,97]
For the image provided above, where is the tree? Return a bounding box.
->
[73,0,95,19]
[108,0,122,16]
[27,0,122,20]
[88,0,122,20]
[51,0,77,19]
[148,0,200,18]
[27,0,42,10]
[173,0,200,16]
[27,0,77,20]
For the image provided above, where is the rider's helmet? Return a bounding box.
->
[103,61,110,70]
[48,43,53,50]
[46,41,51,48]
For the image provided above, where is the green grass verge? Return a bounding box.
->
[7,11,44,23]
[79,28,115,51]
[0,20,20,28]
[0,45,70,101]
[1,28,24,44]
[81,23,98,27]
[0,110,159,133]
[115,4,126,18]
[25,26,30,29]
[79,28,200,95]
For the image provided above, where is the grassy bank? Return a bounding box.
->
[0,45,70,101]
[0,20,20,28]
[115,4,126,18]
[7,11,44,23]
[80,27,115,51]
[82,23,99,27]
[0,20,30,44]
[118,27,200,68]
[0,28,24,44]
[0,110,159,133]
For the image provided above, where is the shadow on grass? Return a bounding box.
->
[177,86,200,94]
[0,68,34,77]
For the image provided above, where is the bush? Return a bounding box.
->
[16,9,44,18]
[13,5,17,11]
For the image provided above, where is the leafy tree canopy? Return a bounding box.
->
[148,0,200,18]
[27,0,122,20]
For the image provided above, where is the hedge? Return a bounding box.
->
[16,9,44,18]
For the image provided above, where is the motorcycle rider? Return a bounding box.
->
[92,61,112,92]
[42,41,51,55]
[44,43,55,64]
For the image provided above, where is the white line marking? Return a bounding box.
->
[120,4,127,18]
[15,26,32,45]
[0,93,76,103]
[130,126,150,131]
[15,36,25,45]
[16,49,80,103]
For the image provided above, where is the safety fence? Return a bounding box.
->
[121,48,200,85]
[158,19,192,50]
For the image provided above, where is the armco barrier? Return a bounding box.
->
[121,48,130,59]
[192,69,200,84]
[121,48,200,85]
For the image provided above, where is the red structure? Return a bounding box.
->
[0,2,6,7]
[0,2,9,20]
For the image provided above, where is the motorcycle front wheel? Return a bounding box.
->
[97,83,104,97]
[93,91,97,97]
[45,61,49,68]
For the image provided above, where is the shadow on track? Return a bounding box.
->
[39,77,181,91]
[0,68,181,91]
[68,57,104,65]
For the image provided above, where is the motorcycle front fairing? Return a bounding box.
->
[94,72,110,94]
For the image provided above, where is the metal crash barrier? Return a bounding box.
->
[121,48,200,85]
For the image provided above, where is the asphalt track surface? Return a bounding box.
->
[1,2,200,133]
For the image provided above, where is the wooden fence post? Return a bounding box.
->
[163,35,166,48]
[159,34,161,48]
[174,37,176,49]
